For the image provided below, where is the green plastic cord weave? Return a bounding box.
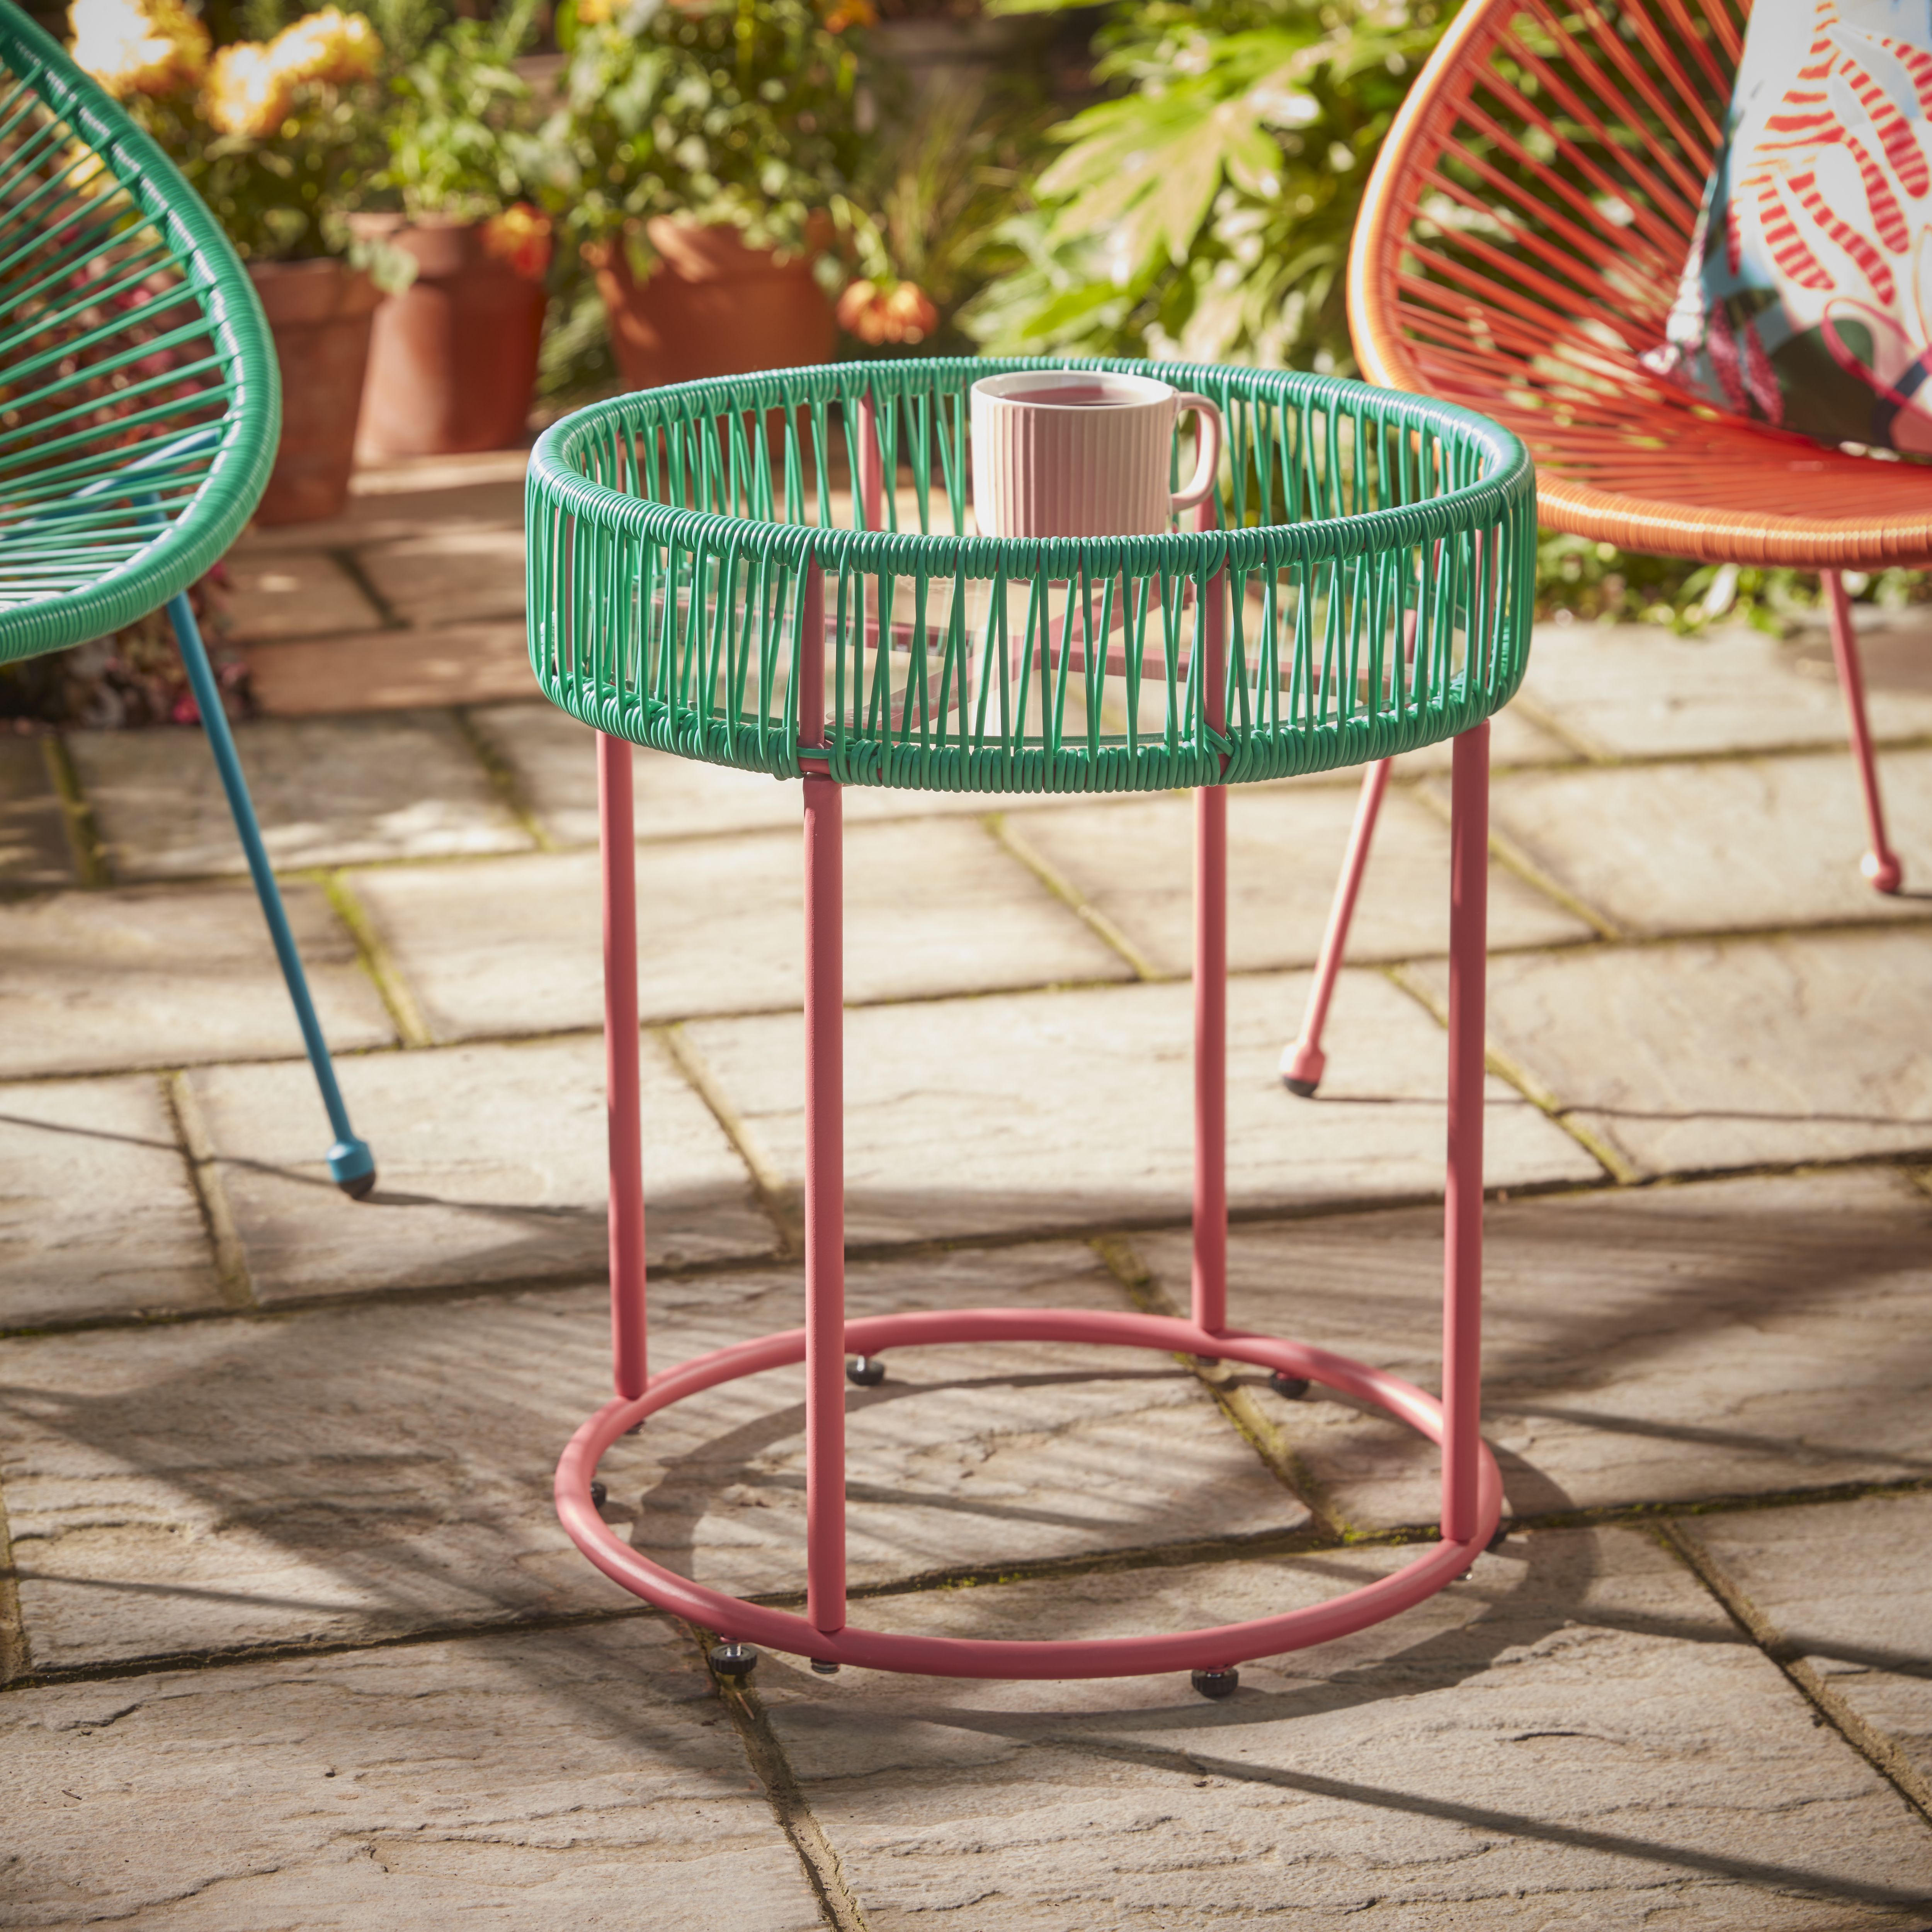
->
[527,358,1534,794]
[0,2,279,665]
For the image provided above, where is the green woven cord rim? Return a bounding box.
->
[527,357,1535,794]
[0,0,280,665]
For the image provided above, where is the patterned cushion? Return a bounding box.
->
[1646,2,1932,453]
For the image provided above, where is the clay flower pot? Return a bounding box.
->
[351,211,549,461]
[590,218,837,391]
[247,257,382,525]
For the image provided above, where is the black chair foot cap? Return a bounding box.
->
[1191,1667,1239,1700]
[810,1658,840,1676]
[1269,1371,1311,1400]
[846,1356,887,1388]
[709,1643,758,1682]
[1281,1076,1319,1099]
[338,1170,378,1200]
[588,1481,607,1509]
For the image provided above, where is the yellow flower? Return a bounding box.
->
[821,0,874,29]
[267,7,381,88]
[574,0,615,23]
[70,0,208,99]
[201,41,290,139]
[482,203,553,281]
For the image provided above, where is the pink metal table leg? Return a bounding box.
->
[1825,570,1904,895]
[599,731,647,1403]
[799,561,847,1640]
[1442,721,1488,1545]
[1281,756,1392,1098]
[1193,505,1228,1338]
[804,771,846,1638]
[560,551,1504,1689]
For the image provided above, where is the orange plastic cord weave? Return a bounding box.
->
[1349,0,1932,570]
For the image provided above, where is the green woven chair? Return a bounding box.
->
[0,3,372,1194]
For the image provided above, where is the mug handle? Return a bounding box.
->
[1170,393,1223,512]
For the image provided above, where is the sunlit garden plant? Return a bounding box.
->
[71,0,391,263]
[964,0,1446,371]
[544,0,874,274]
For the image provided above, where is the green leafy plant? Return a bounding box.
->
[1534,534,1932,634]
[964,0,1446,370]
[376,0,543,222]
[833,69,1059,355]
[542,0,873,269]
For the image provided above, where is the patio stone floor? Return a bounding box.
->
[2,453,1929,1927]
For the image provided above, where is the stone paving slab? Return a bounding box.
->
[0,738,73,888]
[682,971,1602,1248]
[1474,749,1932,939]
[185,1034,770,1300]
[224,551,381,642]
[757,1526,1932,1929]
[68,712,530,879]
[1519,616,1932,759]
[0,883,393,1081]
[246,621,538,716]
[577,1242,1304,1606]
[0,1284,641,1668]
[1134,1168,1932,1533]
[0,1622,823,1930]
[1684,1493,1932,1805]
[1423,927,1932,1178]
[0,1075,218,1330]
[0,1244,1286,1669]
[1011,783,1591,978]
[359,528,528,627]
[347,819,1128,1043]
[1789,609,1932,708]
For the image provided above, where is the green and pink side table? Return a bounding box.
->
[529,358,1530,1694]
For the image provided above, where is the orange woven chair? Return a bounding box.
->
[1282,0,1922,1096]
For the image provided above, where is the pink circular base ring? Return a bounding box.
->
[555,1306,1502,1680]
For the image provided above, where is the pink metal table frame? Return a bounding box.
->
[555,501,1504,1688]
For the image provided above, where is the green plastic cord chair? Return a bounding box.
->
[0,2,372,1194]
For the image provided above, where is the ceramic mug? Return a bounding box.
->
[970,369,1223,539]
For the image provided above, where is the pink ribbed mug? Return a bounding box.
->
[970,370,1223,539]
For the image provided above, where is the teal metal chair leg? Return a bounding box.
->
[165,590,376,1198]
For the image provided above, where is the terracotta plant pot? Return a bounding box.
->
[350,214,548,461]
[247,258,381,525]
[591,219,837,391]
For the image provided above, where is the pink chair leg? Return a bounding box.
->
[599,731,647,1403]
[1281,756,1393,1097]
[1441,722,1488,1546]
[1825,570,1904,895]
